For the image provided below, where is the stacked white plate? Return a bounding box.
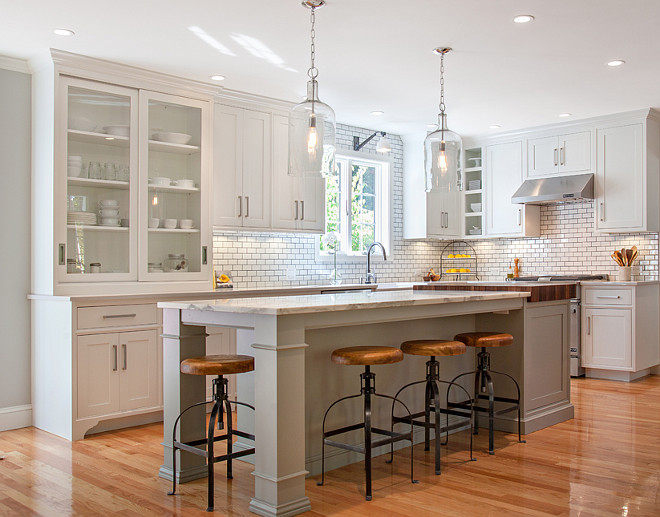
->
[68,211,97,226]
[98,201,121,226]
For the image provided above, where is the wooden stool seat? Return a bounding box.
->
[401,340,466,357]
[180,354,254,376]
[331,346,403,366]
[454,332,513,348]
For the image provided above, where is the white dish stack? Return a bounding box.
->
[68,155,83,177]
[98,199,120,226]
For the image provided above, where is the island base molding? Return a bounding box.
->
[585,367,653,382]
[249,496,312,517]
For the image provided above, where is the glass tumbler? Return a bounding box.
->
[88,161,102,180]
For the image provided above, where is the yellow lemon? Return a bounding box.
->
[220,274,230,283]
[448,254,455,258]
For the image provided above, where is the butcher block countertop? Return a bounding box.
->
[414,281,577,303]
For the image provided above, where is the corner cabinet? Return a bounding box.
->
[271,114,325,232]
[213,104,271,229]
[594,111,660,233]
[485,140,540,237]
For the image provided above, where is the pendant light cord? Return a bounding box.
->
[308,7,318,80]
[439,52,446,116]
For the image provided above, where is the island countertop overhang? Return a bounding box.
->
[157,289,531,316]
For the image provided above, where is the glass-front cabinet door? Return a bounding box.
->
[58,77,138,282]
[139,91,210,281]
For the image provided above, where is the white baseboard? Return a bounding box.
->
[0,405,32,431]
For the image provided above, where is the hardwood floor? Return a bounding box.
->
[1,376,659,516]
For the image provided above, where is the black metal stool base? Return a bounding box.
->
[389,357,475,475]
[448,348,525,455]
[317,366,418,501]
[168,375,255,512]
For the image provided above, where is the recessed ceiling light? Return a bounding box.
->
[53,28,75,37]
[559,113,572,118]
[210,74,225,81]
[607,59,626,67]
[513,15,535,24]
[370,111,384,116]
[489,124,501,129]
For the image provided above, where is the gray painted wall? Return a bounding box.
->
[0,67,31,410]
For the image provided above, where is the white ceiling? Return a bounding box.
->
[3,0,660,139]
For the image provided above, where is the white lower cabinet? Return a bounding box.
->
[485,140,540,237]
[581,284,659,379]
[271,114,325,232]
[77,329,159,418]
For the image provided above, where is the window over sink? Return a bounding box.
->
[321,153,390,256]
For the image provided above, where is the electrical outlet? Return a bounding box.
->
[286,267,297,280]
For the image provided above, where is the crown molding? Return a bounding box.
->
[0,55,29,74]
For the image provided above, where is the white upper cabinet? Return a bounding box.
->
[271,114,325,232]
[485,140,540,237]
[213,104,271,229]
[527,130,591,178]
[426,189,461,238]
[595,112,660,233]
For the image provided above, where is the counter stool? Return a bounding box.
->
[317,346,419,501]
[168,354,256,512]
[389,340,475,475]
[449,332,525,455]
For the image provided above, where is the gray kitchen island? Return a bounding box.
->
[158,288,571,517]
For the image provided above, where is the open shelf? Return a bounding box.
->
[148,184,199,193]
[67,224,128,231]
[68,177,130,190]
[148,228,199,233]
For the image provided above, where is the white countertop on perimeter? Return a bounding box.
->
[158,289,530,316]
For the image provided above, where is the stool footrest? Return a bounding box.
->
[393,413,468,434]
[211,447,256,464]
[324,426,411,455]
[449,399,520,419]
[323,422,364,439]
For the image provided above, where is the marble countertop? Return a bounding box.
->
[158,289,530,316]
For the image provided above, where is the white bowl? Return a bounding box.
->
[103,125,130,137]
[69,116,97,132]
[174,179,195,188]
[164,218,178,229]
[98,208,120,217]
[151,132,192,145]
[148,217,160,229]
[470,203,482,212]
[150,177,171,187]
[68,165,83,177]
[68,155,82,163]
[100,217,120,226]
[179,219,194,229]
[98,199,119,207]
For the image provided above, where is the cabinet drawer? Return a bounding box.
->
[584,288,632,306]
[78,304,158,329]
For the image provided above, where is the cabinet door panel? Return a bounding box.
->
[77,333,120,418]
[486,141,524,235]
[583,308,632,368]
[272,114,298,230]
[242,110,271,228]
[213,105,244,227]
[527,136,558,177]
[301,176,326,231]
[119,330,159,411]
[596,124,643,230]
[560,131,591,174]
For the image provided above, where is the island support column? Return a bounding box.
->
[159,308,209,483]
[249,313,311,517]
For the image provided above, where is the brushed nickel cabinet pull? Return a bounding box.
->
[517,208,522,226]
[554,148,558,166]
[112,345,118,372]
[245,196,249,217]
[59,243,66,265]
[122,344,127,370]
[301,200,305,220]
[294,200,299,220]
[202,246,207,265]
[560,147,565,165]
[597,295,621,299]
[600,202,604,222]
[238,196,242,217]
[587,316,591,335]
[103,313,137,319]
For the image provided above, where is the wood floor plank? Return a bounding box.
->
[0,376,658,516]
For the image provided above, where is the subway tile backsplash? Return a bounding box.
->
[213,123,658,288]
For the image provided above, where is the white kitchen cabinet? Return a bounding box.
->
[581,284,659,380]
[271,114,325,232]
[426,189,461,238]
[527,130,591,178]
[485,140,540,237]
[213,104,271,229]
[595,112,660,233]
[77,329,159,418]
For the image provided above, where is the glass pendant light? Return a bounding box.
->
[424,47,462,193]
[289,0,336,178]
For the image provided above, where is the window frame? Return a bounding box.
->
[318,149,392,262]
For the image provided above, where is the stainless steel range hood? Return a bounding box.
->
[511,173,594,204]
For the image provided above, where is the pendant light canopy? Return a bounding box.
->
[289,0,336,178]
[424,47,462,193]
